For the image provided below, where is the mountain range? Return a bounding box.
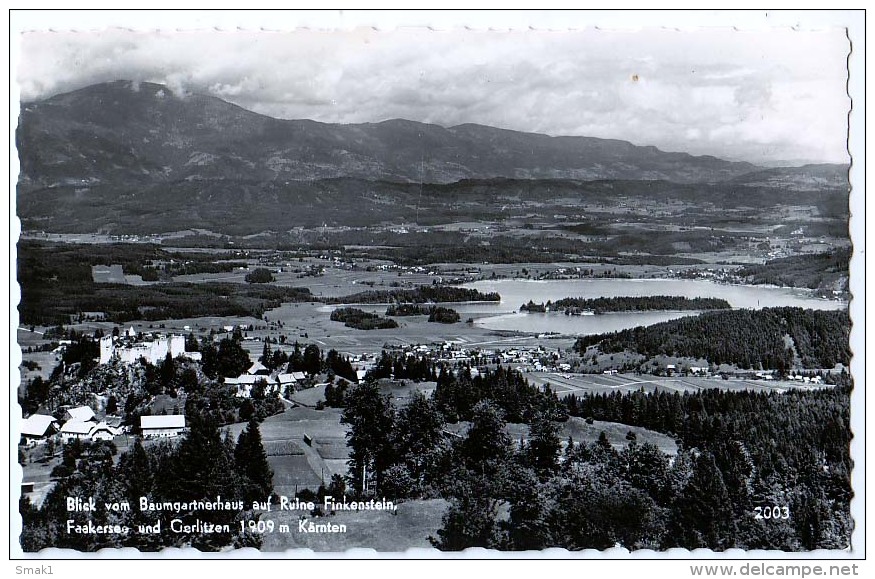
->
[16,80,849,234]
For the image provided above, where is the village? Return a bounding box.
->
[18,318,834,463]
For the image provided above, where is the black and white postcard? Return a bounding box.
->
[8,9,865,568]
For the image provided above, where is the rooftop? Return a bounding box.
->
[140,415,186,430]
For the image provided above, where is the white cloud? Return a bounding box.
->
[16,27,850,164]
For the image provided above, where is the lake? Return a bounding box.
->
[458,279,846,335]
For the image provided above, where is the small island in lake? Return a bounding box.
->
[386,303,461,324]
[519,295,732,315]
[330,307,399,330]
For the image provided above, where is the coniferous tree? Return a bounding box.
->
[287,342,304,373]
[235,417,274,505]
[460,400,512,471]
[159,352,176,388]
[302,344,322,375]
[668,451,737,550]
[502,465,552,550]
[259,341,273,370]
[116,439,161,550]
[216,337,251,378]
[525,414,561,480]
[118,438,154,503]
[200,340,219,379]
[341,382,396,496]
[621,440,672,505]
[430,494,503,551]
[392,392,447,494]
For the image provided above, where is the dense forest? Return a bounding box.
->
[18,279,313,326]
[520,296,731,314]
[428,307,461,324]
[575,307,850,369]
[385,303,433,316]
[432,366,567,423]
[330,307,399,330]
[20,358,853,552]
[17,240,311,325]
[167,233,704,267]
[563,382,852,482]
[364,351,440,383]
[335,369,852,551]
[735,248,850,293]
[244,267,275,284]
[384,304,461,323]
[18,240,245,281]
[327,285,500,305]
[18,241,501,325]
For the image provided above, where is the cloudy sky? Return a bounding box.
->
[16,26,850,164]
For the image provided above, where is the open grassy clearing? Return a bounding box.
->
[377,380,437,405]
[558,417,677,454]
[172,257,448,299]
[290,380,436,409]
[263,301,574,355]
[445,415,676,456]
[259,498,449,552]
[288,383,328,407]
[223,407,349,493]
[225,407,347,441]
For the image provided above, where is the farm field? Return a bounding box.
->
[526,371,835,396]
[262,302,576,355]
[171,257,447,298]
[223,407,350,494]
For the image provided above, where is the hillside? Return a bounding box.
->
[730,164,849,191]
[18,80,762,192]
[16,81,852,236]
[575,307,850,370]
[16,173,850,235]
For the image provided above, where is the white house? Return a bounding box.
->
[65,405,95,423]
[60,420,95,442]
[20,414,58,446]
[140,415,186,439]
[226,374,261,398]
[88,422,120,441]
[275,373,294,387]
[100,334,187,365]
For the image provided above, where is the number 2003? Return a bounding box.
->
[754,506,790,520]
